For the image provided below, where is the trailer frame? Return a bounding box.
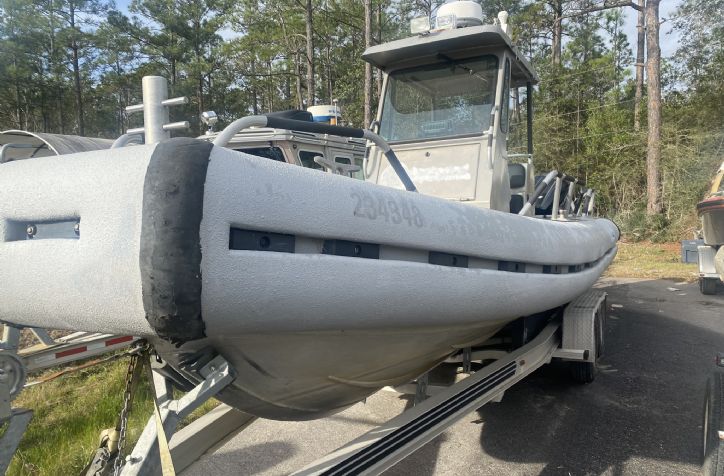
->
[137,288,607,475]
[1,288,607,475]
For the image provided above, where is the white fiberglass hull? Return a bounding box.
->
[0,139,618,419]
[699,196,724,246]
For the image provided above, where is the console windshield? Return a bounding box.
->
[379,55,499,143]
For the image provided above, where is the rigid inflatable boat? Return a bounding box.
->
[0,5,618,420]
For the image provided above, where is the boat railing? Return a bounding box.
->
[519,169,558,216]
[519,170,592,219]
[111,132,144,149]
[214,115,418,192]
[574,188,596,217]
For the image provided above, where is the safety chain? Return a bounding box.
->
[112,344,147,476]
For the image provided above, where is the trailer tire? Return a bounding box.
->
[703,372,724,476]
[570,361,595,384]
[701,278,719,296]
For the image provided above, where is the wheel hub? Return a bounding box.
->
[0,352,26,401]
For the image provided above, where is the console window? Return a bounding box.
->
[236,146,286,162]
[379,55,499,142]
[299,150,324,170]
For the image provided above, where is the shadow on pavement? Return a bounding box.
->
[391,279,724,475]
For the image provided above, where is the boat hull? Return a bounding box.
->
[0,138,619,420]
[698,196,724,246]
[152,249,615,420]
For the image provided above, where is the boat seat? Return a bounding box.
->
[508,163,526,189]
[508,163,527,214]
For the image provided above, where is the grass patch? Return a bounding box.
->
[6,356,218,475]
[605,240,698,281]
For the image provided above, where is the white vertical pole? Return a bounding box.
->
[142,76,171,144]
[552,176,562,220]
[124,76,188,146]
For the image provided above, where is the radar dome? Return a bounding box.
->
[436,1,484,28]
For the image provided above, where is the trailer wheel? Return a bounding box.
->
[703,372,724,476]
[701,278,719,296]
[570,361,595,384]
[569,306,603,384]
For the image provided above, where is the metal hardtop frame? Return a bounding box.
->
[362,24,538,87]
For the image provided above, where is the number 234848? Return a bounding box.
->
[351,189,424,228]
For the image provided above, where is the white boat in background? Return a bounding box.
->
[0,3,617,421]
[697,161,724,294]
[698,162,724,246]
[0,129,113,162]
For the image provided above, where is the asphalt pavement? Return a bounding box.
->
[184,278,724,475]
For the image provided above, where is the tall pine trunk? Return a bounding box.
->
[551,0,563,66]
[195,19,204,120]
[305,0,315,107]
[634,0,645,132]
[295,52,303,110]
[645,0,662,215]
[58,87,64,134]
[70,0,84,136]
[251,60,259,115]
[198,75,204,119]
[326,44,332,104]
[376,3,383,97]
[13,58,21,128]
[363,0,372,128]
[41,87,48,132]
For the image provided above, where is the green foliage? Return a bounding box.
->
[605,241,697,281]
[5,356,218,475]
[7,358,154,475]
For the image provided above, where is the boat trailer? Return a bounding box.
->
[1,288,607,475]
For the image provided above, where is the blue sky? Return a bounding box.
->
[115,0,130,13]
